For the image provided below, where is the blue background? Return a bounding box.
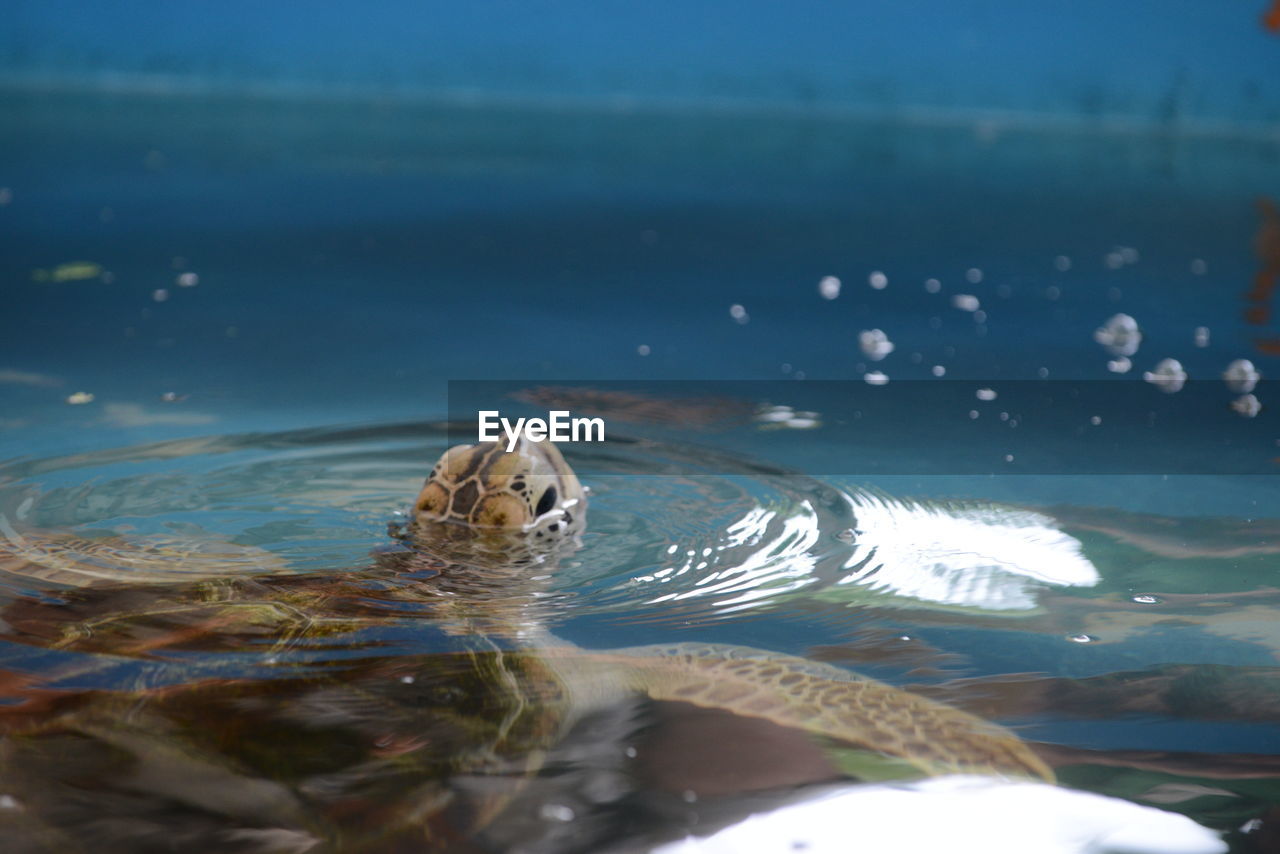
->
[5,1,1279,125]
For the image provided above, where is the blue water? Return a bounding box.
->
[2,86,1279,851]
[3,90,1277,458]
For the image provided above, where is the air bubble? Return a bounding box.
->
[541,804,576,822]
[859,329,895,361]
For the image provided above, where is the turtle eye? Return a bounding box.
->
[535,485,558,518]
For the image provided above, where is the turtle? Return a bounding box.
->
[0,438,1053,852]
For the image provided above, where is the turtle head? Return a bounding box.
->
[413,438,587,547]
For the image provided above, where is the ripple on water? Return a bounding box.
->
[0,422,1113,641]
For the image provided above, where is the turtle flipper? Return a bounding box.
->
[603,642,1052,782]
[0,522,288,589]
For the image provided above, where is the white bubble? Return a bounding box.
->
[1004,454,1014,462]
[968,410,979,419]
[951,294,980,312]
[1053,255,1071,271]
[152,288,169,302]
[818,275,841,299]
[1037,367,1050,378]
[400,675,415,684]
[1067,634,1097,644]
[637,344,651,356]
[176,272,199,287]
[1104,251,1125,270]
[0,794,19,810]
[1190,258,1208,275]
[976,388,997,401]
[729,304,749,324]
[931,365,946,377]
[0,188,11,206]
[757,405,795,423]
[965,267,983,284]
[1094,313,1141,356]
[540,804,576,822]
[858,328,895,361]
[1193,327,1210,348]
[66,391,95,405]
[1223,359,1261,394]
[928,316,942,329]
[1143,358,1187,393]
[1118,246,1140,264]
[1107,356,1132,374]
[1232,394,1262,418]
[868,270,888,289]
[1131,594,1162,604]
[1090,415,1102,425]
[973,309,987,323]
[863,371,890,386]
[781,363,792,374]
[1044,286,1061,301]
[924,278,942,293]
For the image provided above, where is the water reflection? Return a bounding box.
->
[0,425,1276,850]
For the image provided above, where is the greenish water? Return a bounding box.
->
[0,421,1277,851]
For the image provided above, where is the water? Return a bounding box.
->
[2,87,1279,851]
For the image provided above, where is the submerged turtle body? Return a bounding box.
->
[0,438,1052,851]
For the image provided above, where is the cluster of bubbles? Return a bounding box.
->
[1095,313,1263,416]
[721,249,1267,444]
[18,243,206,409]
[754,404,821,430]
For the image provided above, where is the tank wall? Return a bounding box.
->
[3,0,1278,126]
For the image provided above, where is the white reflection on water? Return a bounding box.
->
[835,491,1099,610]
[636,502,823,613]
[632,486,1099,616]
[654,775,1226,854]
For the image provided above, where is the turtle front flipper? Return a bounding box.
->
[0,524,288,590]
[602,642,1052,782]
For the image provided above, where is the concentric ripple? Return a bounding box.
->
[0,422,1101,653]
